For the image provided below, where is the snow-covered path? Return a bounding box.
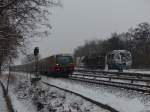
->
[0,84,8,112]
[42,76,150,112]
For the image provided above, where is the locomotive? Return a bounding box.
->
[107,50,132,71]
[11,54,74,77]
[76,50,132,71]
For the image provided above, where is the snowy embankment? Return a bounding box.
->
[0,82,8,112]
[42,74,150,112]
[0,73,32,112]
[1,72,110,112]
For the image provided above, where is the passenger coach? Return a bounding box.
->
[11,54,74,77]
[38,54,74,76]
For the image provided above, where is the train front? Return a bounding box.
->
[52,55,74,76]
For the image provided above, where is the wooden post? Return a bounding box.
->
[6,56,11,94]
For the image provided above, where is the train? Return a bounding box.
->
[76,50,132,72]
[107,50,132,71]
[11,54,75,77]
[11,50,132,76]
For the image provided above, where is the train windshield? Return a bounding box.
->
[56,56,73,65]
[120,52,132,61]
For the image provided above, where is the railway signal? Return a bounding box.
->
[31,47,41,85]
[34,47,39,56]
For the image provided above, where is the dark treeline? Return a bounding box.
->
[74,22,150,68]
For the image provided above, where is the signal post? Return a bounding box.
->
[31,47,41,85]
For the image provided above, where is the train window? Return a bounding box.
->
[56,56,73,64]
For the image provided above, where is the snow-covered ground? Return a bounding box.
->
[0,82,8,112]
[3,71,150,112]
[41,75,150,112]
[1,72,110,112]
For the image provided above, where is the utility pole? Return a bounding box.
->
[0,37,15,94]
[0,48,12,94]
[104,55,108,71]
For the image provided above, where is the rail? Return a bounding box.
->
[71,69,150,93]
[42,81,119,112]
[75,68,150,78]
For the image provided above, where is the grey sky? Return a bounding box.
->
[30,0,150,58]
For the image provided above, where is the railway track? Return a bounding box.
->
[70,69,150,94]
[41,81,119,112]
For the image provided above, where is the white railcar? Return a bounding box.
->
[107,50,132,71]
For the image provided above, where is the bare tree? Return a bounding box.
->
[0,0,60,74]
[21,53,41,64]
[74,22,150,68]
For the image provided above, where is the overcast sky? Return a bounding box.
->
[28,0,150,58]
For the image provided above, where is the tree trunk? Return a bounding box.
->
[0,63,1,75]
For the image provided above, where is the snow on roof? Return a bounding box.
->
[110,50,130,54]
